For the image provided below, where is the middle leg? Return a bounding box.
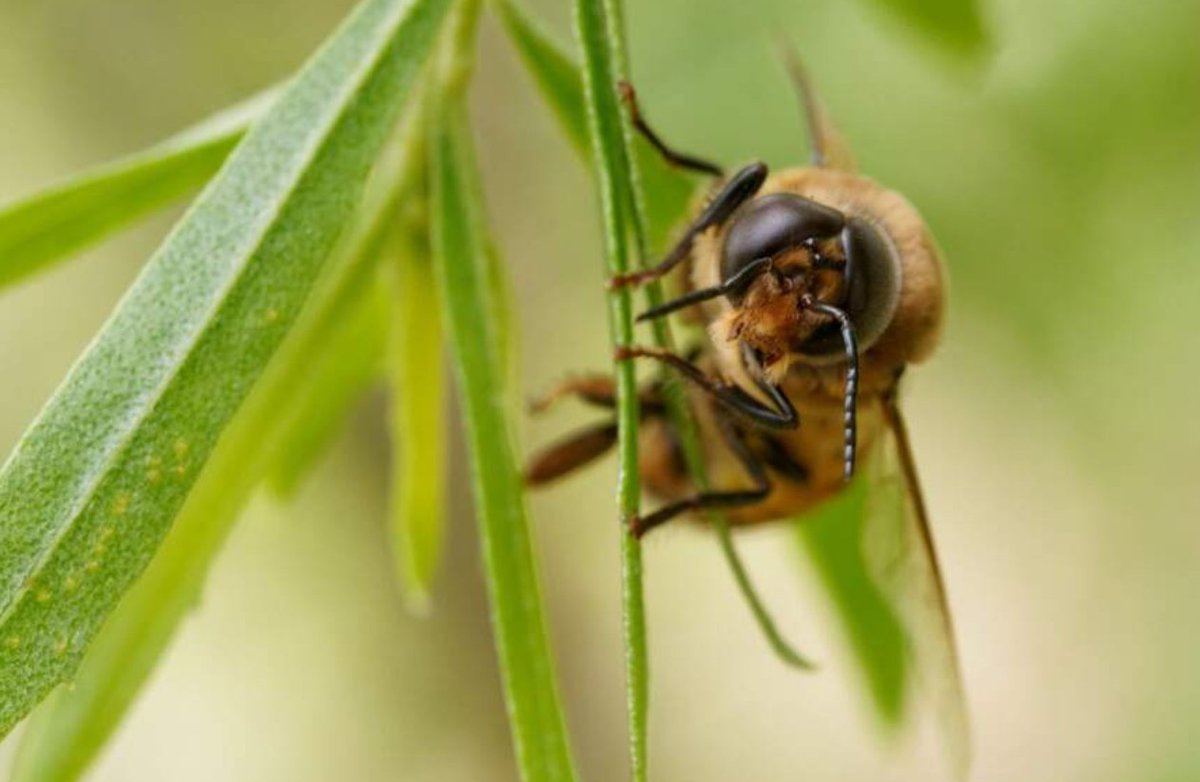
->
[632,404,772,537]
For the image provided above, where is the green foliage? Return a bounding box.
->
[0,89,274,290]
[427,19,579,777]
[264,284,388,497]
[0,0,1007,775]
[495,0,694,249]
[571,0,651,778]
[385,188,447,610]
[493,0,589,158]
[0,0,452,741]
[861,0,987,55]
[9,89,434,782]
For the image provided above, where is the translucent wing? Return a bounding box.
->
[797,395,969,778]
[866,397,971,778]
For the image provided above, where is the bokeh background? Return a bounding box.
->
[1,0,1198,779]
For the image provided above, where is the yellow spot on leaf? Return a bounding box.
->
[112,493,131,515]
[63,576,79,593]
[85,560,100,573]
[5,636,21,650]
[264,307,280,323]
[54,638,68,656]
[146,468,162,484]
[35,590,51,603]
[173,439,191,458]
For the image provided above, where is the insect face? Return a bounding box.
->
[712,182,908,383]
[720,193,845,303]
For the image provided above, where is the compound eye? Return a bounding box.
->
[720,193,845,300]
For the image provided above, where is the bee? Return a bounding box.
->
[527,51,966,763]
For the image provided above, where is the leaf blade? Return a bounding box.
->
[9,90,431,781]
[571,0,649,779]
[860,0,988,55]
[386,200,447,609]
[0,0,453,738]
[494,0,693,249]
[0,89,275,290]
[428,79,579,782]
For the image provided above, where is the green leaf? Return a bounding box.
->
[0,89,275,290]
[428,51,578,782]
[571,1,650,780]
[492,0,589,158]
[265,283,388,498]
[9,94,432,782]
[493,0,693,251]
[860,0,988,55]
[571,8,820,781]
[0,0,453,739]
[796,477,908,725]
[385,191,447,610]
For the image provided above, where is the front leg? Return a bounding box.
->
[615,345,797,430]
[610,161,768,289]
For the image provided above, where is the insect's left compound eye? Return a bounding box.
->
[720,193,845,301]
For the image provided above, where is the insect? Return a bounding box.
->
[527,58,944,538]
[526,52,969,767]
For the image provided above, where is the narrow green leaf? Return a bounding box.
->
[796,478,907,724]
[571,1,649,780]
[493,0,693,249]
[385,194,447,610]
[0,89,275,290]
[859,0,988,55]
[574,8,816,779]
[492,0,588,157]
[428,41,578,781]
[9,97,431,782]
[0,0,453,738]
[265,283,388,498]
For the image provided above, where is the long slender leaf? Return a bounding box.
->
[571,1,650,780]
[492,0,693,248]
[0,89,275,290]
[859,0,988,55]
[0,0,453,738]
[9,95,432,782]
[386,191,447,610]
[428,8,577,774]
[265,284,388,498]
[493,0,588,157]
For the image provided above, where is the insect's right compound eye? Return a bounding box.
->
[720,193,845,301]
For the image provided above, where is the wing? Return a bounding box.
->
[865,396,970,779]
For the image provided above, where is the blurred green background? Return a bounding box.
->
[1,0,1198,779]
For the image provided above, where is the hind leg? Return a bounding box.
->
[529,373,663,414]
[525,374,665,484]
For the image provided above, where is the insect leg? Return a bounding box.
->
[529,373,664,414]
[610,162,768,289]
[615,345,797,429]
[525,422,619,485]
[636,257,772,322]
[631,407,770,537]
[618,81,724,177]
